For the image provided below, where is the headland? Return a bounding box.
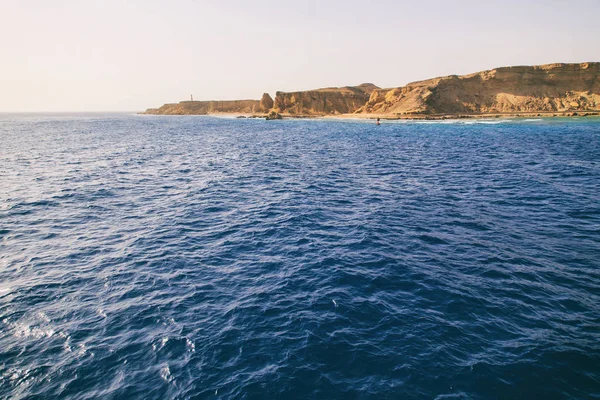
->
[141,62,600,120]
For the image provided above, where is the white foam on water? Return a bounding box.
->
[523,118,543,122]
[463,119,511,125]
[1,368,30,383]
[152,336,169,352]
[0,286,11,298]
[9,322,55,339]
[61,332,72,352]
[415,120,460,125]
[36,312,51,323]
[380,119,411,124]
[2,312,72,348]
[97,308,107,318]
[210,114,241,119]
[76,343,88,357]
[160,366,173,383]
[332,299,338,308]
[412,119,512,125]
[186,338,195,352]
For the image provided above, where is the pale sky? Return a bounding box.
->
[1,0,599,112]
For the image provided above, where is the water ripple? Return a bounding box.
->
[1,114,599,399]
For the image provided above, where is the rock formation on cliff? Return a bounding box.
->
[358,63,600,116]
[272,83,379,115]
[260,93,274,112]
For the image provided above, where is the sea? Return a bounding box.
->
[1,114,599,399]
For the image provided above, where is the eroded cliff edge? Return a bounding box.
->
[358,63,600,116]
[272,83,379,115]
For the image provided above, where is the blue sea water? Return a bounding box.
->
[1,114,599,399]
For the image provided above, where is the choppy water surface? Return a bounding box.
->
[1,114,599,399]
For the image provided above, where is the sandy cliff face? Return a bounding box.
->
[143,99,262,115]
[142,63,599,117]
[359,63,600,115]
[273,83,379,115]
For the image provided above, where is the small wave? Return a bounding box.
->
[10,322,55,339]
[75,343,88,357]
[160,366,173,383]
[61,332,72,352]
[36,312,51,323]
[413,119,512,125]
[415,120,460,125]
[60,333,89,357]
[152,336,169,352]
[417,234,449,245]
[463,119,511,125]
[0,286,11,297]
[476,120,511,124]
[1,368,31,385]
[186,338,195,352]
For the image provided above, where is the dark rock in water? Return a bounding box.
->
[266,111,282,120]
[236,116,247,119]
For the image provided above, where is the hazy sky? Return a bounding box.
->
[1,0,599,112]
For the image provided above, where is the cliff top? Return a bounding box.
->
[402,62,600,89]
[276,83,379,96]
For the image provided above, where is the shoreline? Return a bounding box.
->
[140,110,600,120]
[329,111,600,120]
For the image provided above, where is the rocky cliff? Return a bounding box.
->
[143,99,264,115]
[142,63,599,117]
[358,63,600,116]
[273,83,379,115]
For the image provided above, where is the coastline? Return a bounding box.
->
[141,62,600,120]
[324,111,600,121]
[139,110,600,121]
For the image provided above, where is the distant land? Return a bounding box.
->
[142,62,600,119]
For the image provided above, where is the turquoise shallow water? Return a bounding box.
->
[1,114,599,399]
